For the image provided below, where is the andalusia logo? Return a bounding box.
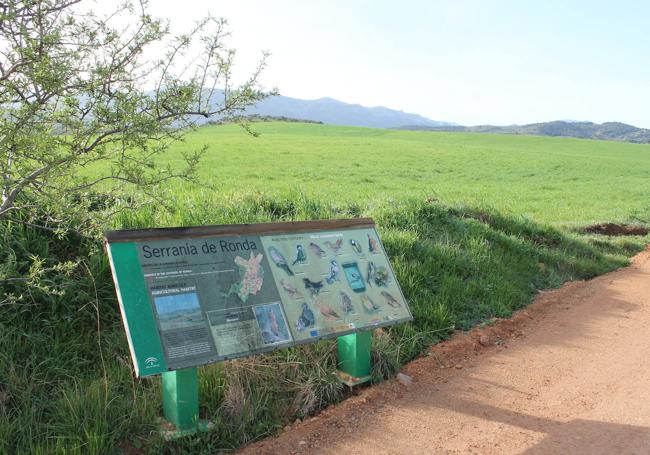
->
[144,356,160,368]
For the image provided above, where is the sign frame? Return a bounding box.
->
[105,218,412,377]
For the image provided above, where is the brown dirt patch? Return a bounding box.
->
[239,247,650,454]
[582,223,648,236]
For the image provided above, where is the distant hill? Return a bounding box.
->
[197,91,455,129]
[245,95,457,129]
[397,121,650,144]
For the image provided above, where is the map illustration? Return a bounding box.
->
[225,252,264,302]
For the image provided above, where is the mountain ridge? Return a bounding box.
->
[242,94,456,129]
[396,120,650,144]
[195,90,453,129]
[198,91,650,144]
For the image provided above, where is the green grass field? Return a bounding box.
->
[151,122,650,226]
[3,122,650,454]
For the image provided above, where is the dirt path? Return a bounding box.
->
[241,247,650,455]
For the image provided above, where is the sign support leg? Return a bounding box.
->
[337,330,372,386]
[160,367,212,439]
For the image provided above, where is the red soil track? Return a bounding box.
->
[240,247,650,454]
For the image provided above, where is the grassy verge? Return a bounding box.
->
[1,194,647,454]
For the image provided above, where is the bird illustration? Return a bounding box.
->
[309,242,327,258]
[318,300,341,321]
[340,291,353,313]
[303,277,324,295]
[373,265,390,287]
[324,239,343,253]
[325,260,341,284]
[280,279,302,299]
[367,261,376,287]
[295,302,315,331]
[349,239,362,254]
[368,235,379,253]
[381,291,401,308]
[361,294,380,312]
[259,310,287,343]
[268,246,294,276]
[292,244,307,265]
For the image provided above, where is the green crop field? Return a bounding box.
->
[144,122,650,226]
[3,121,650,454]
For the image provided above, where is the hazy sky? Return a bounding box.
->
[145,0,650,127]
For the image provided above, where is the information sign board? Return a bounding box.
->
[105,219,412,376]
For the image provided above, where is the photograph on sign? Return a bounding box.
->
[252,303,292,345]
[153,292,202,330]
[106,221,412,376]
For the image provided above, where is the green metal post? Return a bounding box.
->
[337,330,372,386]
[162,367,199,432]
[160,367,213,439]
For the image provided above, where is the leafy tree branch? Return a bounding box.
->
[0,0,275,232]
